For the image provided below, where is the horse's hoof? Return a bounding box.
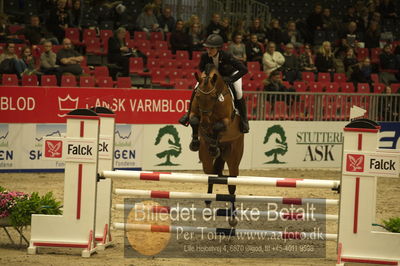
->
[228,217,238,227]
[209,146,220,158]
[189,139,200,151]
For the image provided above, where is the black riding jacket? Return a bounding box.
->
[198,50,248,83]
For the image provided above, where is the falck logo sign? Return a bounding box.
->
[58,94,79,117]
[44,140,63,158]
[346,154,364,172]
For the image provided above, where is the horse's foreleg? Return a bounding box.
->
[189,115,200,151]
[208,122,226,157]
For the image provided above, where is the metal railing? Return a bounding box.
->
[163,0,270,29]
[244,92,400,122]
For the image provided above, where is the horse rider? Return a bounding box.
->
[178,33,250,133]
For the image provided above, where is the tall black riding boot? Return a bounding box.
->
[235,98,250,133]
[178,88,196,126]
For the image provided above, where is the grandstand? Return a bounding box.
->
[1,0,399,122]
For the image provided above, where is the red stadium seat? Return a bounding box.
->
[100,30,113,42]
[391,83,400,93]
[317,72,331,82]
[252,71,267,82]
[65,27,82,46]
[150,32,163,42]
[116,77,131,88]
[309,81,325,92]
[21,75,38,86]
[243,80,259,91]
[80,76,95,87]
[83,28,97,42]
[333,73,346,83]
[41,75,57,86]
[247,61,261,74]
[175,50,189,60]
[129,57,150,77]
[134,31,147,40]
[373,83,385,93]
[371,73,379,84]
[301,71,315,82]
[341,82,355,93]
[61,75,77,87]
[370,48,381,64]
[325,82,340,92]
[97,76,114,87]
[192,51,202,62]
[154,41,169,50]
[2,74,18,86]
[174,78,191,90]
[356,48,368,61]
[151,67,168,85]
[293,81,308,92]
[357,83,370,93]
[94,66,109,78]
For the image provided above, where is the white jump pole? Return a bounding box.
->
[114,188,339,206]
[102,170,340,190]
[337,119,400,265]
[93,107,115,250]
[112,223,338,241]
[115,204,339,221]
[28,109,100,257]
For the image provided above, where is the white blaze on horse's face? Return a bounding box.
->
[196,72,219,124]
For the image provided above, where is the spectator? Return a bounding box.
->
[245,34,264,64]
[56,38,83,77]
[378,0,397,20]
[262,41,285,75]
[379,44,399,85]
[350,57,373,86]
[321,8,336,31]
[206,13,227,42]
[266,19,285,49]
[283,21,304,48]
[343,6,360,24]
[20,46,39,76]
[281,43,301,83]
[0,43,26,77]
[364,21,381,48]
[188,23,205,52]
[40,40,59,75]
[315,41,336,74]
[20,15,58,45]
[151,0,163,18]
[69,0,82,28]
[184,14,204,36]
[220,17,232,42]
[157,7,176,33]
[339,22,363,55]
[232,19,249,42]
[263,70,295,104]
[379,85,399,121]
[170,20,191,54]
[248,18,267,44]
[307,4,324,36]
[369,11,382,26]
[343,47,359,76]
[46,0,71,43]
[0,14,23,44]
[299,43,317,72]
[107,27,131,77]
[136,4,162,33]
[228,33,246,63]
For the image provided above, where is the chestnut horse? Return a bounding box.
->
[188,64,244,220]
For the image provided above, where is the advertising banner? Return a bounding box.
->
[251,121,347,169]
[0,86,191,124]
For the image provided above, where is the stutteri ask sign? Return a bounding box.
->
[343,150,400,178]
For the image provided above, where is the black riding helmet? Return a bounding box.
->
[203,34,224,48]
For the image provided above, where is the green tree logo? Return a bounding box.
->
[263,125,288,164]
[154,125,182,166]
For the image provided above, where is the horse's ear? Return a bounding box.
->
[194,72,200,82]
[211,74,218,84]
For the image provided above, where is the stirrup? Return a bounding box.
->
[240,120,249,133]
[178,114,189,126]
